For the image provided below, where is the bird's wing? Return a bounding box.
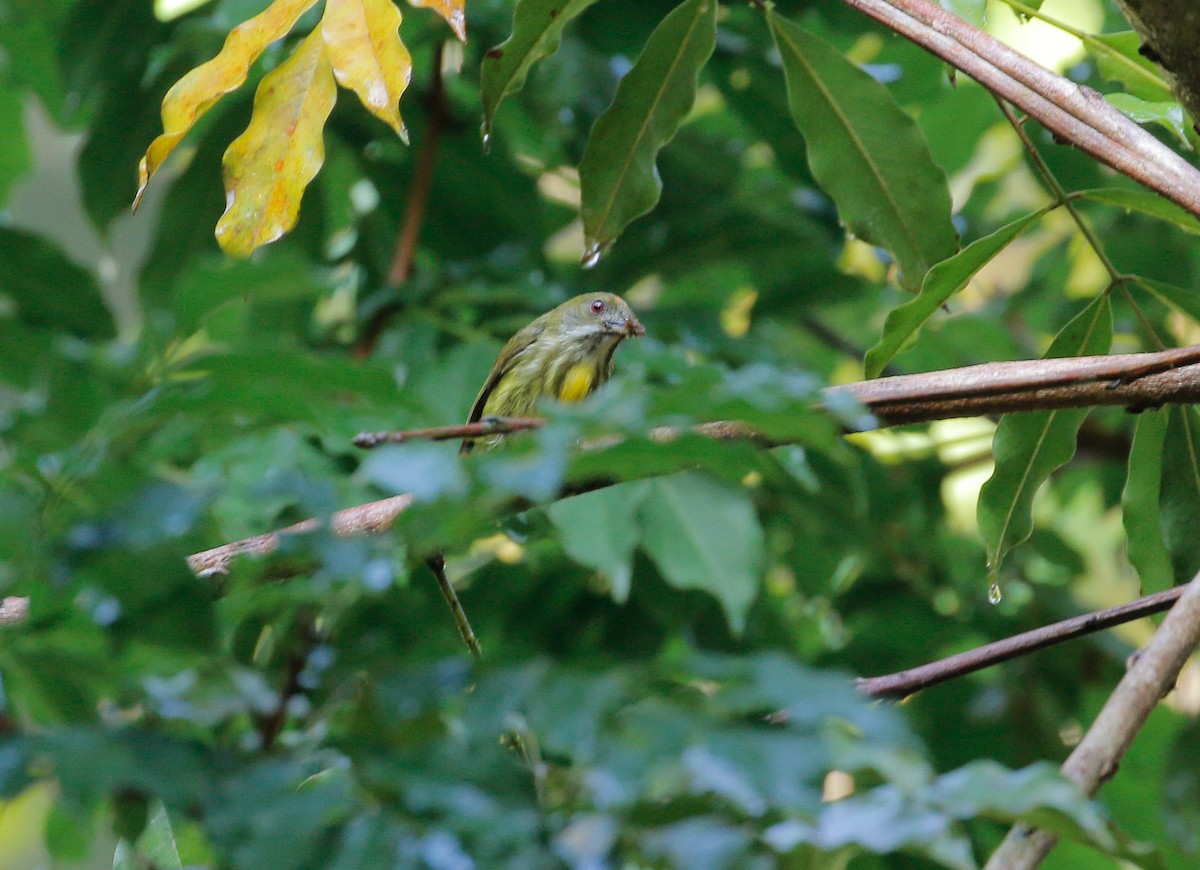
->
[461,320,545,453]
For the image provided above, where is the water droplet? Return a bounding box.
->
[581,242,603,269]
[988,581,1003,605]
[480,124,491,154]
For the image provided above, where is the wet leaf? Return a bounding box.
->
[768,10,958,292]
[480,0,600,140]
[408,0,465,41]
[1121,409,1172,593]
[215,27,338,257]
[639,471,764,632]
[1087,32,1174,103]
[977,295,1112,572]
[322,0,412,141]
[865,206,1050,377]
[578,0,717,263]
[134,0,320,208]
[1105,93,1191,149]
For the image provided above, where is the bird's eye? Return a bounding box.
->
[590,299,606,314]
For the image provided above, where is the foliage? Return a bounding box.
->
[1,0,1199,867]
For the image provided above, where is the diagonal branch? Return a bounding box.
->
[836,0,1200,217]
[983,569,1200,870]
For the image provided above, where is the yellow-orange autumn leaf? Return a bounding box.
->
[134,0,320,209]
[215,28,337,257]
[408,0,465,41]
[322,0,413,141]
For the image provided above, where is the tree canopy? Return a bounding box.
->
[1,0,1199,867]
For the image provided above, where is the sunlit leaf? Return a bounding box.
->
[215,27,338,257]
[639,471,764,632]
[578,0,717,264]
[480,0,599,140]
[768,10,958,292]
[936,0,985,27]
[1160,407,1200,584]
[1088,32,1174,103]
[408,0,465,41]
[977,295,1113,572]
[322,0,412,141]
[134,0,320,208]
[1121,409,1172,593]
[135,801,184,870]
[1105,93,1192,149]
[864,206,1051,377]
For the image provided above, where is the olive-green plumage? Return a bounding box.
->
[462,292,645,453]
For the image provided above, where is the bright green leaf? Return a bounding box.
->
[639,471,764,632]
[479,0,599,139]
[865,207,1050,377]
[547,482,651,602]
[978,295,1113,572]
[578,0,717,263]
[1078,188,1200,235]
[768,10,958,292]
[1105,93,1192,149]
[1122,409,1172,593]
[937,0,985,27]
[1088,32,1174,102]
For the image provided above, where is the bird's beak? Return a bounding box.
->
[622,317,646,338]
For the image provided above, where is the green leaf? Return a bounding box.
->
[578,0,718,262]
[977,295,1113,572]
[479,0,600,141]
[0,227,113,339]
[1088,32,1174,102]
[1122,409,1173,593]
[768,10,958,292]
[547,482,650,602]
[639,471,764,632]
[1137,276,1200,324]
[0,86,31,204]
[1160,407,1200,584]
[1078,188,1200,235]
[1105,93,1192,149]
[864,207,1050,377]
[134,800,184,870]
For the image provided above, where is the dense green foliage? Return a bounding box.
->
[1,0,1199,867]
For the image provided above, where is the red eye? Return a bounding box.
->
[590,299,606,314]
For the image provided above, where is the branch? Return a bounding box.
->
[837,0,1200,217]
[983,569,1200,870]
[1114,0,1200,123]
[857,585,1183,699]
[355,42,451,359]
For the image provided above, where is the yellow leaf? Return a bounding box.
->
[215,27,337,257]
[134,0,320,209]
[408,0,465,41]
[322,0,413,140]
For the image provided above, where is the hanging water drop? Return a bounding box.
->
[480,123,492,154]
[581,241,603,269]
[988,581,1003,605]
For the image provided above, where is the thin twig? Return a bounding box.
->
[353,417,543,448]
[257,617,318,751]
[983,569,1200,869]
[426,552,482,658]
[857,585,1182,699]
[837,0,1200,216]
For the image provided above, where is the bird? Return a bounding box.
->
[461,291,645,453]
[429,292,644,658]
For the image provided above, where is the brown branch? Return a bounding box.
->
[857,586,1183,700]
[353,417,544,448]
[256,616,318,751]
[983,569,1200,870]
[0,596,29,627]
[354,42,450,360]
[837,0,1200,217]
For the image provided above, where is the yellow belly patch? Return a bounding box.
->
[558,362,596,403]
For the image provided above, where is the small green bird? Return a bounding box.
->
[462,292,645,453]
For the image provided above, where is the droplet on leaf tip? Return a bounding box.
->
[581,242,603,269]
[987,581,1003,605]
